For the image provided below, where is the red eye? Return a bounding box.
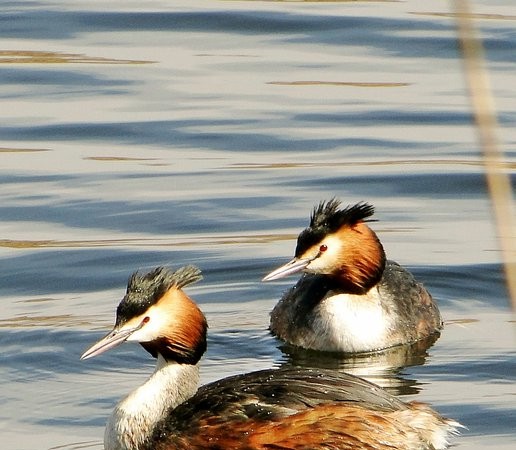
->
[319,244,328,252]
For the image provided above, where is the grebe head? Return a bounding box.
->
[81,265,207,364]
[263,200,386,293]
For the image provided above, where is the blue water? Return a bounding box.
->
[1,1,515,449]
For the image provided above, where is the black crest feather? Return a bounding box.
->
[116,265,202,326]
[296,200,375,257]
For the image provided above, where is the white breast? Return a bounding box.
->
[311,288,393,353]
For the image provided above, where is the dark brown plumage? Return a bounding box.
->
[148,367,457,450]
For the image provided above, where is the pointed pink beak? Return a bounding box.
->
[262,257,311,281]
[80,322,142,360]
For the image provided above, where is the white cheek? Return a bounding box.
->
[306,257,327,272]
[125,307,166,342]
[306,235,342,273]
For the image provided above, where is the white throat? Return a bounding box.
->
[104,354,200,450]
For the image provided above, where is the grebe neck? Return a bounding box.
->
[105,354,200,450]
[331,223,386,294]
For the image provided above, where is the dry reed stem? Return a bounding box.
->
[453,0,516,309]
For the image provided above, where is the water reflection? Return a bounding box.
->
[411,11,516,21]
[1,0,515,449]
[0,147,50,153]
[267,81,411,87]
[0,50,150,65]
[278,334,440,396]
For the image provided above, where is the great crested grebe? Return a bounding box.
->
[263,199,442,353]
[82,265,459,450]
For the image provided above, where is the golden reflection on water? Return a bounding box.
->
[267,81,410,87]
[242,0,397,3]
[83,156,159,162]
[0,234,296,249]
[0,314,95,328]
[0,238,164,249]
[0,147,50,153]
[0,50,152,65]
[411,12,516,21]
[196,53,259,58]
[84,156,172,167]
[227,159,516,170]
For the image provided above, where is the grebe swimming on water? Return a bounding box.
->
[263,200,442,353]
[82,265,458,450]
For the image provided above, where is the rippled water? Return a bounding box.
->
[1,1,515,449]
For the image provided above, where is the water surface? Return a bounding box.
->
[1,1,515,449]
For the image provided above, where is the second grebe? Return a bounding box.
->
[81,265,459,450]
[263,200,442,353]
